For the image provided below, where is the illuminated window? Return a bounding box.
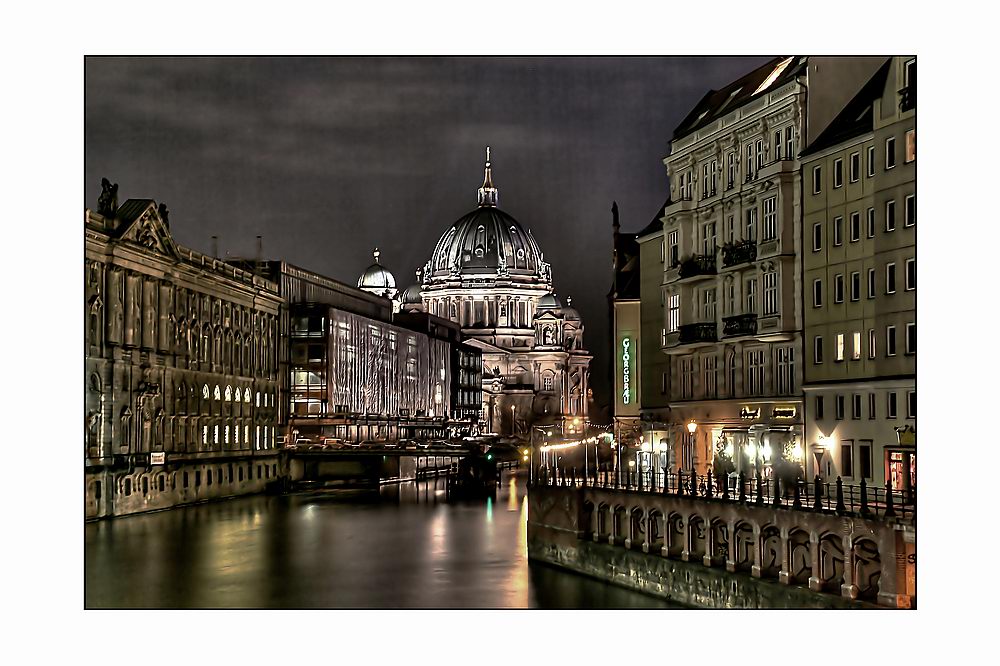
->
[234,426,239,444]
[868,329,876,359]
[256,426,261,450]
[905,129,916,163]
[543,375,553,392]
[852,332,861,360]
[245,425,250,443]
[836,333,845,362]
[214,424,219,444]
[224,425,229,444]
[667,294,680,332]
[224,386,232,401]
[214,385,220,400]
[203,425,208,444]
[256,392,261,407]
[753,56,794,95]
[244,387,251,402]
[202,384,210,399]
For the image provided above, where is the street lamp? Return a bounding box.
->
[686,421,697,471]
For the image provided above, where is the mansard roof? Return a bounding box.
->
[800,58,892,158]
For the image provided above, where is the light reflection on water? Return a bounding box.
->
[85,472,678,609]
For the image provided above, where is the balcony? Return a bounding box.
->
[721,240,757,268]
[678,322,717,345]
[677,252,717,280]
[899,85,915,112]
[722,313,757,338]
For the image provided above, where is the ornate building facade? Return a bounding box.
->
[398,150,592,437]
[85,184,282,519]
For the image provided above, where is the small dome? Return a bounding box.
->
[537,292,562,310]
[358,248,396,292]
[562,295,581,321]
[401,283,423,304]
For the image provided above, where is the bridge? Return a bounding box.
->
[527,466,915,609]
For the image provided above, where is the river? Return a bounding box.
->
[85,471,680,608]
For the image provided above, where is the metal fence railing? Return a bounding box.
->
[533,464,915,521]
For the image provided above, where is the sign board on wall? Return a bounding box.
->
[151,452,165,465]
[621,337,632,405]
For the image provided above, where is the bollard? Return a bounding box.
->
[755,471,764,505]
[738,471,746,503]
[813,475,822,511]
[835,476,846,513]
[884,478,896,518]
[859,477,870,516]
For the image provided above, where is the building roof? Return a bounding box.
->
[636,197,670,239]
[800,58,893,157]
[357,247,397,293]
[672,57,807,141]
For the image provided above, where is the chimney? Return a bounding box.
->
[256,235,263,263]
[211,235,218,258]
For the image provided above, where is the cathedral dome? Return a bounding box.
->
[562,295,581,321]
[424,149,549,283]
[357,248,396,296]
[401,282,423,304]
[536,292,563,310]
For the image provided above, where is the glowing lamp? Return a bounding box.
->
[745,443,757,459]
[628,460,636,467]
[762,444,772,460]
[687,421,697,434]
[791,443,803,460]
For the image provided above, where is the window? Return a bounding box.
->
[661,372,667,395]
[836,333,845,362]
[710,159,718,195]
[762,196,777,240]
[859,442,872,480]
[867,146,875,177]
[727,151,737,188]
[868,268,876,299]
[667,294,680,332]
[812,166,822,194]
[703,355,718,399]
[725,282,736,315]
[745,144,754,182]
[849,212,860,242]
[745,207,757,241]
[702,162,711,199]
[867,207,875,238]
[745,278,757,313]
[835,395,845,420]
[701,222,717,255]
[850,272,860,302]
[849,152,860,182]
[755,139,764,174]
[886,263,896,294]
[887,325,897,356]
[812,222,822,251]
[907,391,916,418]
[841,443,854,477]
[885,136,896,169]
[905,129,916,163]
[906,323,916,354]
[868,393,876,420]
[852,394,862,419]
[833,216,843,246]
[905,194,916,227]
[784,126,793,159]
[773,129,782,160]
[834,274,844,303]
[868,329,876,359]
[814,336,823,364]
[833,158,843,188]
[702,288,717,321]
[762,271,778,315]
[885,200,896,232]
[667,230,679,266]
[852,332,861,360]
[906,258,916,291]
[813,279,823,308]
[887,392,898,419]
[725,215,735,244]
[775,346,795,395]
[543,375,553,392]
[815,396,824,420]
[659,239,665,263]
[680,357,695,399]
[746,350,766,396]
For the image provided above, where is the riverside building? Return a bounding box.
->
[800,57,916,492]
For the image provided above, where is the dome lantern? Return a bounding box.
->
[477,146,499,208]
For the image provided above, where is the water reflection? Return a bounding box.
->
[85,472,679,609]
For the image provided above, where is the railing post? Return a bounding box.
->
[772,475,781,506]
[677,470,685,496]
[690,468,698,497]
[793,479,802,509]
[813,475,822,511]
[859,477,870,517]
[755,470,764,505]
[835,476,846,513]
[662,467,669,495]
[738,471,746,503]
[884,478,896,518]
[706,469,714,499]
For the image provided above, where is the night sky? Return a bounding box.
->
[84,56,770,419]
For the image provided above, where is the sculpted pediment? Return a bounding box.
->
[113,200,180,259]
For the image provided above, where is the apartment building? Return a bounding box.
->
[801,57,916,492]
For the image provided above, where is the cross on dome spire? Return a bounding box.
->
[477,146,499,208]
[373,247,381,263]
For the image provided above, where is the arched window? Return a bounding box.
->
[244,388,251,403]
[214,385,221,401]
[256,391,261,407]
[203,384,210,399]
[224,386,232,401]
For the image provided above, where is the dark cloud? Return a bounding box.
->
[85,55,771,418]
